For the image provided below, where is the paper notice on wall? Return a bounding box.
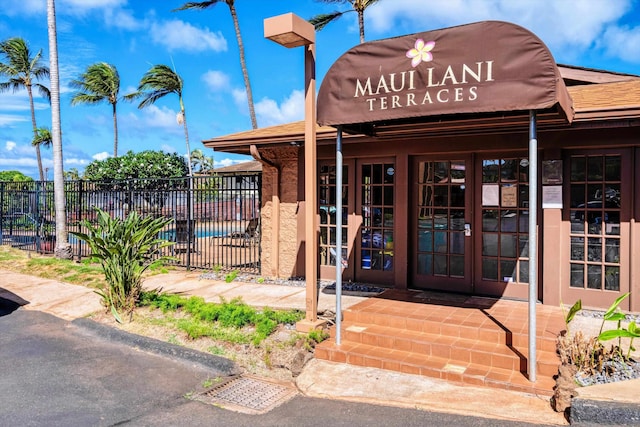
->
[542,185,563,208]
[501,185,518,208]
[482,184,499,206]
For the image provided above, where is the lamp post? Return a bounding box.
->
[264,13,324,331]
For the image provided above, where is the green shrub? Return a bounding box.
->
[138,290,304,345]
[253,317,277,346]
[225,270,238,283]
[71,208,174,321]
[217,299,256,328]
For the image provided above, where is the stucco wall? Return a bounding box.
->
[258,146,302,279]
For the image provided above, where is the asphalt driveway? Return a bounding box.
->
[0,297,553,427]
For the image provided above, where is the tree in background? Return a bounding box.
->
[83,150,189,182]
[191,148,215,174]
[83,150,190,213]
[63,168,80,181]
[175,1,258,129]
[33,126,52,149]
[0,37,51,181]
[309,0,381,43]
[0,170,33,182]
[70,62,122,157]
[126,64,193,177]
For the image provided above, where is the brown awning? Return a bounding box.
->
[317,21,573,130]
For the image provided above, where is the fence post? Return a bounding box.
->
[0,182,4,245]
[77,180,83,260]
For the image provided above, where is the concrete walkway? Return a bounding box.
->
[2,269,636,425]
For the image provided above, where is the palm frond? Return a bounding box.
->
[137,90,172,109]
[35,83,51,103]
[71,93,106,106]
[0,37,49,92]
[70,62,120,104]
[309,11,347,31]
[173,1,220,12]
[32,127,52,148]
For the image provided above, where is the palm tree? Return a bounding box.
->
[70,62,121,157]
[174,1,258,129]
[0,37,51,181]
[309,0,382,43]
[127,64,193,176]
[191,148,214,174]
[63,168,80,181]
[47,0,72,259]
[33,126,52,149]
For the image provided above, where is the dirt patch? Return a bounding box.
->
[88,307,318,383]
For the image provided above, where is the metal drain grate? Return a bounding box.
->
[193,376,297,414]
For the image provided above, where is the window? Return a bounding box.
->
[569,155,621,291]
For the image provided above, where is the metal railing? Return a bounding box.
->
[0,174,261,273]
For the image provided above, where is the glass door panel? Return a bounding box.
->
[360,163,394,274]
[319,163,353,280]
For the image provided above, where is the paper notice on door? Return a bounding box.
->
[501,185,518,208]
[482,184,499,206]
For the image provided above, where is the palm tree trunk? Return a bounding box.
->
[27,84,45,181]
[181,107,193,177]
[358,10,365,43]
[47,0,72,259]
[112,102,118,157]
[228,3,258,129]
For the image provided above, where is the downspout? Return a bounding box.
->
[250,144,280,278]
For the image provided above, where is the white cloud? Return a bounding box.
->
[215,157,239,168]
[92,151,110,161]
[61,0,126,10]
[0,0,45,16]
[140,104,180,129]
[0,114,28,127]
[255,90,304,127]
[232,88,247,105]
[5,141,16,151]
[202,70,231,92]
[103,7,145,31]
[602,25,640,64]
[150,20,227,53]
[161,144,176,153]
[0,157,38,167]
[120,104,184,141]
[0,91,50,112]
[65,158,90,166]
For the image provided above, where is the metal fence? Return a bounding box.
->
[0,174,262,273]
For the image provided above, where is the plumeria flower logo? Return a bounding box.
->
[406,39,436,67]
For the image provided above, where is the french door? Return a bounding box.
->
[411,154,535,299]
[411,156,472,293]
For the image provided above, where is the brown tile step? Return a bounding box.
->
[315,340,557,396]
[333,323,560,377]
[342,309,560,352]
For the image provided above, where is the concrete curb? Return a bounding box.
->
[571,397,640,425]
[72,317,241,377]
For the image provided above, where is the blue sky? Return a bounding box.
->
[1,0,639,179]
